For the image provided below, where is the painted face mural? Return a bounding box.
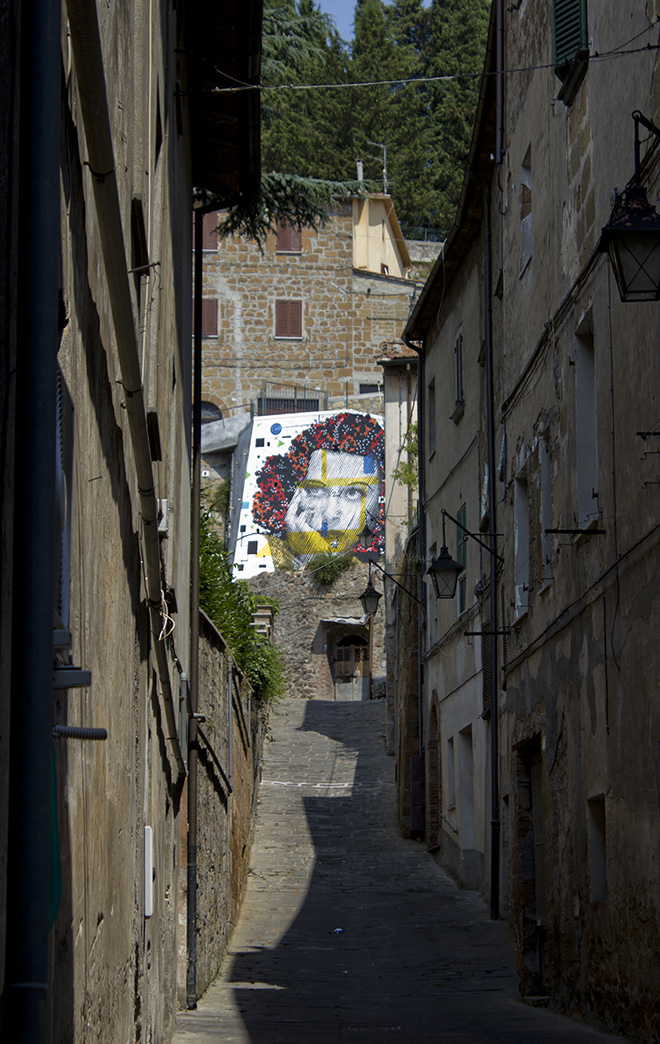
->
[252,413,385,567]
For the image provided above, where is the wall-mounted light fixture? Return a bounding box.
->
[358,557,423,615]
[359,562,382,616]
[600,111,660,302]
[426,511,463,599]
[427,509,503,599]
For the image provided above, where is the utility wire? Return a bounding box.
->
[183,31,660,96]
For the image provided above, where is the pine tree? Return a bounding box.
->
[428,0,490,232]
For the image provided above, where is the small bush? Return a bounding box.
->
[307,552,355,585]
[198,502,284,707]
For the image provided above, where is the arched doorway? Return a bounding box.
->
[333,634,369,701]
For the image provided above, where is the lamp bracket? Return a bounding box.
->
[441,508,504,565]
[464,630,511,636]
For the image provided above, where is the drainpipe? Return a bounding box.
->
[186,206,204,1009]
[4,1,61,1039]
[65,0,184,777]
[483,186,500,921]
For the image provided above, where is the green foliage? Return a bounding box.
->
[306,552,356,585]
[218,172,378,248]
[199,506,285,706]
[199,0,490,244]
[256,0,490,236]
[391,422,418,492]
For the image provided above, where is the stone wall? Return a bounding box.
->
[178,612,264,1004]
[200,207,420,417]
[248,561,386,703]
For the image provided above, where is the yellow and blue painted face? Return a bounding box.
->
[283,449,381,556]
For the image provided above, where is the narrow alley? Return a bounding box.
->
[173,698,630,1044]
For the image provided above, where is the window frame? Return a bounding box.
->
[552,0,589,104]
[276,219,302,254]
[274,299,303,339]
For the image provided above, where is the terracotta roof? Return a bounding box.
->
[376,340,419,362]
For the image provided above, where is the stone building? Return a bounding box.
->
[403,1,660,1039]
[197,194,423,423]
[0,1,261,1041]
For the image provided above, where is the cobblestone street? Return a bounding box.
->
[173,698,631,1044]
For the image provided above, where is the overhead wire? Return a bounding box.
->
[182,25,660,96]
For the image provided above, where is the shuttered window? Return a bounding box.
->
[553,0,588,75]
[193,298,218,337]
[276,220,302,253]
[202,212,218,250]
[275,300,302,338]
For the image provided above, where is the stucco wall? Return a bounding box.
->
[46,3,193,1041]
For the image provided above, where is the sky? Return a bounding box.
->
[317,0,356,40]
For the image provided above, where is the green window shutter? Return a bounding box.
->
[553,0,588,72]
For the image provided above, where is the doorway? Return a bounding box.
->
[333,635,369,701]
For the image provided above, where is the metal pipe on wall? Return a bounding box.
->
[4,1,61,1038]
[483,186,500,921]
[187,207,204,1008]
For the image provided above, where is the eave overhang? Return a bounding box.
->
[186,0,263,204]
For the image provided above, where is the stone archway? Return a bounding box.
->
[332,633,369,701]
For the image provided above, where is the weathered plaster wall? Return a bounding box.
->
[394,534,421,838]
[47,3,192,1041]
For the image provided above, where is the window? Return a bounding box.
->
[514,477,530,617]
[454,333,464,409]
[257,395,319,415]
[552,0,588,104]
[456,504,467,615]
[275,300,302,339]
[428,379,436,456]
[202,212,218,250]
[193,298,218,337]
[359,383,380,395]
[276,219,302,253]
[447,737,456,809]
[428,542,438,646]
[540,439,553,584]
[576,326,598,526]
[520,148,533,272]
[587,796,607,903]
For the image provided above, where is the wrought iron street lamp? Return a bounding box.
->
[426,512,462,599]
[359,563,382,616]
[600,111,660,302]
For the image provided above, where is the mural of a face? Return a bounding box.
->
[283,449,382,557]
[252,412,385,566]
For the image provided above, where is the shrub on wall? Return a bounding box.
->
[199,504,284,706]
[306,552,356,585]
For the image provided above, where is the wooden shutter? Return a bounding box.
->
[275,300,302,338]
[202,212,218,250]
[193,298,218,337]
[276,220,302,253]
[553,0,587,71]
